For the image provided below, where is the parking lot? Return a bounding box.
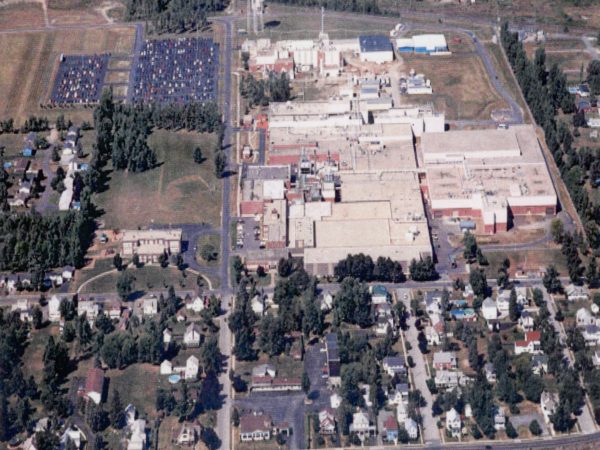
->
[234,217,263,251]
[50,54,110,104]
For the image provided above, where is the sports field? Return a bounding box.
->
[0,26,135,123]
[94,130,222,230]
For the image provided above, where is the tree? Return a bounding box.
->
[505,420,518,438]
[551,402,575,432]
[551,219,564,243]
[469,269,488,302]
[193,146,204,163]
[409,256,438,281]
[508,287,519,322]
[200,244,218,262]
[32,306,44,329]
[462,232,478,262]
[109,389,125,429]
[113,253,123,271]
[35,429,60,450]
[200,335,222,375]
[0,392,8,441]
[132,253,141,268]
[587,258,599,288]
[302,371,311,395]
[533,288,544,307]
[214,151,226,178]
[232,408,240,426]
[116,270,135,300]
[543,265,563,294]
[258,315,285,356]
[529,419,542,436]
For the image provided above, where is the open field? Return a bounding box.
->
[107,363,161,418]
[0,26,135,123]
[77,265,193,294]
[95,130,221,230]
[525,40,593,81]
[401,52,508,120]
[196,233,221,267]
[484,248,568,277]
[0,3,45,30]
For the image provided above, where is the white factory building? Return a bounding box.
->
[396,34,449,54]
[358,35,394,64]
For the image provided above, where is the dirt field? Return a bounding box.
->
[0,26,135,123]
[525,39,593,82]
[401,51,508,120]
[0,3,45,30]
[94,130,222,230]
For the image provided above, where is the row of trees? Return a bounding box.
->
[239,73,292,108]
[334,254,405,283]
[269,0,381,15]
[125,0,226,34]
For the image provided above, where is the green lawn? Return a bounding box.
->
[106,363,161,419]
[196,233,221,267]
[95,129,221,230]
[484,248,568,278]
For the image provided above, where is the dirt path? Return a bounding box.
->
[94,1,120,24]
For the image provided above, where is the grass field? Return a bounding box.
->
[484,248,568,277]
[107,363,161,418]
[401,52,508,120]
[196,233,221,266]
[0,26,135,123]
[95,130,221,230]
[0,3,46,30]
[77,265,193,294]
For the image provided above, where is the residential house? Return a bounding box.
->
[426,325,441,346]
[463,284,474,300]
[318,408,336,435]
[541,391,558,424]
[8,193,27,208]
[183,323,201,347]
[433,351,457,370]
[514,330,542,355]
[371,285,390,305]
[576,308,595,327]
[582,325,600,346]
[424,291,443,315]
[497,290,510,313]
[125,404,137,428]
[48,295,61,322]
[382,356,406,377]
[78,300,100,323]
[375,302,392,320]
[330,393,342,409]
[404,418,418,440]
[175,422,202,446]
[11,298,33,322]
[160,360,173,375]
[481,297,498,321]
[435,370,464,390]
[163,328,173,346]
[82,368,105,405]
[349,411,376,438]
[494,407,506,431]
[565,284,589,302]
[484,363,496,383]
[185,355,200,380]
[141,295,158,316]
[375,316,395,336]
[361,384,373,408]
[388,383,409,405]
[378,411,398,444]
[240,413,272,442]
[62,266,75,281]
[47,272,65,286]
[446,408,461,438]
[108,300,122,320]
[252,364,277,378]
[518,310,535,332]
[396,400,408,422]
[186,296,205,313]
[516,287,528,305]
[251,294,266,315]
[128,419,147,450]
[320,292,333,311]
[61,427,83,449]
[531,355,549,375]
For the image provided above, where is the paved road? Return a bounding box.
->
[398,289,441,445]
[126,23,144,103]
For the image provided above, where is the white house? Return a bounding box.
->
[349,411,376,437]
[433,351,457,370]
[484,363,496,383]
[424,291,443,315]
[435,370,464,390]
[141,296,158,316]
[541,391,558,424]
[183,323,202,347]
[125,404,137,428]
[128,419,147,450]
[370,285,390,305]
[318,408,336,434]
[48,295,61,322]
[426,325,441,346]
[77,300,100,323]
[497,290,510,313]
[481,297,498,321]
[186,296,205,313]
[375,316,394,336]
[252,364,276,378]
[176,422,202,446]
[518,310,535,332]
[582,325,600,346]
[160,360,173,375]
[11,299,33,323]
[320,293,333,311]
[494,408,506,431]
[251,294,266,315]
[576,308,595,327]
[185,355,200,380]
[565,284,589,302]
[446,408,461,438]
[163,328,172,346]
[330,393,342,409]
[396,400,408,422]
[516,287,528,305]
[62,266,75,281]
[404,418,418,440]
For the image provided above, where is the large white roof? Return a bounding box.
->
[412,34,447,49]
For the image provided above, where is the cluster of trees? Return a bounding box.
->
[269,0,381,15]
[124,0,226,34]
[239,73,292,108]
[334,254,405,283]
[333,278,372,328]
[228,277,259,361]
[408,257,438,281]
[462,232,488,265]
[0,119,14,135]
[142,101,222,133]
[20,116,50,133]
[588,60,600,96]
[0,210,93,275]
[502,23,600,251]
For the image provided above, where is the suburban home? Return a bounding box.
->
[576,308,595,327]
[77,299,100,323]
[108,300,122,320]
[48,295,61,322]
[62,266,75,281]
[183,323,202,347]
[186,296,205,313]
[11,299,33,323]
[494,407,506,431]
[496,290,510,313]
[125,404,137,428]
[320,292,333,311]
[163,328,173,346]
[426,325,441,346]
[160,360,173,375]
[404,417,418,440]
[435,370,464,390]
[446,408,461,438]
[252,364,277,378]
[433,351,457,370]
[516,287,528,305]
[330,393,342,409]
[141,295,159,316]
[484,363,496,383]
[349,411,376,438]
[424,291,443,315]
[185,355,200,380]
[518,310,535,332]
[514,330,542,355]
[481,297,498,321]
[382,356,406,377]
[541,391,558,424]
[375,316,395,336]
[463,284,474,300]
[251,294,266,315]
[375,302,392,319]
[318,408,336,435]
[378,411,398,444]
[565,284,589,302]
[127,419,147,450]
[371,285,390,305]
[175,421,202,446]
[240,413,272,442]
[396,400,408,422]
[582,325,600,346]
[60,427,83,449]
[531,355,549,375]
[593,350,600,367]
[81,368,105,405]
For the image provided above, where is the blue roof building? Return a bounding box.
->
[359,35,393,63]
[22,148,34,157]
